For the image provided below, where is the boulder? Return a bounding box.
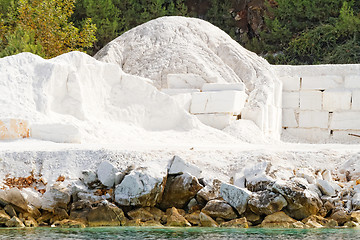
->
[4,205,17,217]
[20,188,42,209]
[302,215,337,227]
[0,188,29,212]
[50,207,69,223]
[344,221,358,228]
[304,220,324,228]
[115,163,167,207]
[166,207,191,227]
[159,173,203,210]
[81,170,98,186]
[140,220,163,227]
[144,207,165,222]
[196,179,221,205]
[317,180,336,196]
[69,200,92,223]
[238,161,275,192]
[201,200,237,220]
[5,216,25,227]
[352,193,360,211]
[0,210,11,225]
[220,183,251,215]
[260,211,297,228]
[199,212,219,227]
[52,219,86,228]
[41,182,71,211]
[87,201,127,227]
[168,156,202,178]
[272,181,323,220]
[220,217,249,228]
[24,216,38,227]
[185,211,201,226]
[350,210,360,222]
[127,208,154,222]
[330,209,351,226]
[97,161,118,187]
[248,190,288,216]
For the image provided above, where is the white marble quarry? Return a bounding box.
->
[282,109,298,128]
[345,75,360,89]
[351,90,360,110]
[301,75,343,90]
[195,113,237,130]
[279,76,300,91]
[330,112,360,130]
[323,89,351,111]
[161,88,200,95]
[299,111,328,129]
[169,93,193,112]
[167,74,208,89]
[190,91,247,114]
[331,130,360,143]
[282,92,299,109]
[202,83,245,92]
[300,91,323,110]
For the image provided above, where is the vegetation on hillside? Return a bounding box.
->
[0,0,359,64]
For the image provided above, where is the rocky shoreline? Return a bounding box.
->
[0,156,359,229]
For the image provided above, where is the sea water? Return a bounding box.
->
[0,227,360,240]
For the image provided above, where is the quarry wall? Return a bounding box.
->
[273,64,360,143]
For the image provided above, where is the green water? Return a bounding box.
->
[0,227,359,240]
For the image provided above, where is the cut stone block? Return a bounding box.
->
[282,128,331,143]
[300,91,322,110]
[345,75,360,89]
[279,76,300,91]
[282,92,299,109]
[301,75,343,90]
[282,109,298,128]
[30,123,81,143]
[0,119,30,140]
[167,74,207,89]
[330,112,360,130]
[190,91,247,114]
[331,130,360,144]
[323,89,351,111]
[352,90,360,110]
[299,111,329,129]
[195,114,237,130]
[161,89,200,96]
[202,83,245,92]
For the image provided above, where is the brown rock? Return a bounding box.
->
[144,207,165,222]
[5,216,25,227]
[24,216,38,227]
[302,215,330,226]
[87,202,127,227]
[128,208,154,222]
[215,217,225,225]
[350,211,360,223]
[243,209,262,225]
[141,220,163,227]
[37,211,53,226]
[272,181,323,220]
[124,219,142,226]
[292,221,305,229]
[69,200,92,223]
[185,211,201,226]
[344,221,358,228]
[304,220,324,228]
[166,207,191,227]
[260,211,297,228]
[201,200,237,220]
[0,188,29,213]
[330,209,351,226]
[196,179,221,205]
[220,217,249,228]
[51,207,69,224]
[199,212,219,227]
[0,210,11,226]
[248,190,287,216]
[52,219,86,228]
[159,173,203,210]
[4,205,17,217]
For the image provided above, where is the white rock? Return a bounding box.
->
[20,188,42,209]
[352,193,360,211]
[0,188,29,212]
[202,83,245,92]
[220,183,251,214]
[308,184,322,198]
[41,182,71,211]
[97,161,118,187]
[323,89,352,111]
[242,161,274,186]
[30,123,81,143]
[299,91,323,110]
[317,180,336,196]
[190,91,247,114]
[115,162,167,207]
[322,170,333,182]
[282,92,300,109]
[298,111,328,129]
[223,119,267,144]
[195,113,237,130]
[330,112,360,130]
[296,168,316,184]
[168,156,202,178]
[81,170,97,185]
[167,73,208,89]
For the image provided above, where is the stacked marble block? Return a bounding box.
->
[276,65,360,143]
[162,74,248,129]
[0,119,29,140]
